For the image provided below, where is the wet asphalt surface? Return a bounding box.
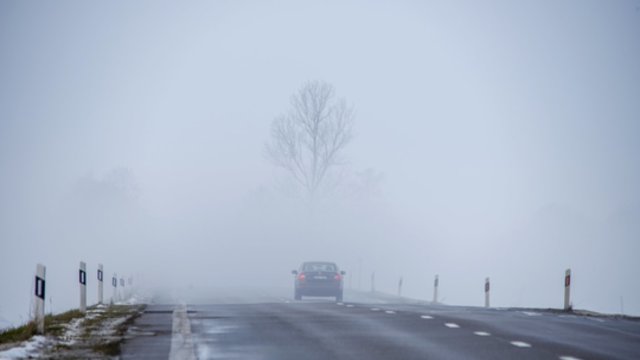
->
[121,289,640,360]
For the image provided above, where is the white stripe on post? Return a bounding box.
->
[79,261,87,313]
[34,264,46,334]
[97,264,104,304]
[564,268,571,311]
[484,277,490,308]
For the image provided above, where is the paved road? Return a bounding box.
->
[121,289,640,360]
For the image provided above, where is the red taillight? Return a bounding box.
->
[298,273,306,281]
[334,274,342,281]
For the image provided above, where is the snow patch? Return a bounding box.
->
[0,335,47,359]
[522,311,541,317]
[60,318,84,346]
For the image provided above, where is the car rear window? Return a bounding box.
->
[303,263,337,272]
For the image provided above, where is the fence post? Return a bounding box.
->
[484,277,490,308]
[433,275,439,303]
[97,264,104,304]
[79,261,87,313]
[564,269,572,311]
[34,264,46,334]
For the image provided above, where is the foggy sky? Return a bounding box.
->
[1,0,639,327]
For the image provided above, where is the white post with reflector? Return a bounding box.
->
[371,272,375,292]
[484,277,490,308]
[97,264,104,304]
[564,268,571,311]
[79,261,87,313]
[433,275,439,303]
[112,273,118,304]
[34,264,46,334]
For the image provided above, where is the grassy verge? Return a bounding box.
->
[0,305,145,358]
[81,304,145,356]
[0,309,85,345]
[0,322,37,345]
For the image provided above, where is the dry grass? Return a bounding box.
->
[0,321,37,344]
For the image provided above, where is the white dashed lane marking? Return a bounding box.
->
[420,315,433,319]
[510,341,532,348]
[346,304,354,308]
[336,303,344,306]
[385,310,396,314]
[444,323,460,328]
[559,356,582,360]
[473,331,491,336]
[371,308,380,311]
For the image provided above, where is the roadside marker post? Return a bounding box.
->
[564,269,572,311]
[485,277,490,308]
[79,261,87,313]
[97,264,104,304]
[371,272,375,292]
[34,264,46,334]
[398,277,403,297]
[112,273,118,303]
[433,275,439,304]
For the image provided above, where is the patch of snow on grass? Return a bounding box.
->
[0,335,47,359]
[60,318,84,346]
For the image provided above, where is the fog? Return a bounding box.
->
[1,0,639,328]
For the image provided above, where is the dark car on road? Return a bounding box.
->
[292,261,345,301]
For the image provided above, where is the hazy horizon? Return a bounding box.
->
[2,0,639,328]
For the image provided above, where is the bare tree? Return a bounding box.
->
[266,81,354,199]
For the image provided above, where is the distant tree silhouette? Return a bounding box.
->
[266,81,354,200]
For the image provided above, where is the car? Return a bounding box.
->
[292,261,345,301]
